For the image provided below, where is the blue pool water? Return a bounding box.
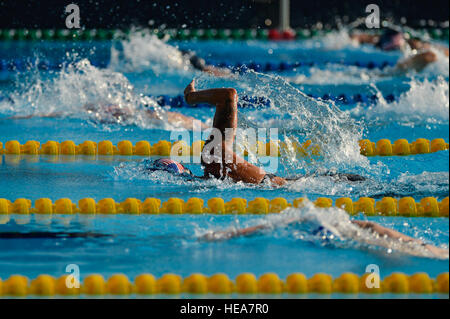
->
[0,31,449,295]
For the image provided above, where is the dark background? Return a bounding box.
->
[0,0,448,29]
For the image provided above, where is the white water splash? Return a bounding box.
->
[351,76,449,124]
[109,29,192,74]
[199,201,448,259]
[420,47,450,77]
[288,65,374,85]
[287,171,449,198]
[111,160,274,192]
[316,29,358,50]
[0,58,185,129]
[295,29,358,50]
[395,171,449,195]
[195,69,369,175]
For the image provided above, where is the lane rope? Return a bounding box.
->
[0,196,448,217]
[0,57,396,72]
[1,138,448,157]
[212,60,395,71]
[0,92,399,108]
[153,93,398,108]
[0,27,448,41]
[0,272,448,296]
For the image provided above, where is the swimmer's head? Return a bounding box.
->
[151,158,192,176]
[377,29,406,51]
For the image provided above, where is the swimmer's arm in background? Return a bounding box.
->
[352,220,448,258]
[407,39,449,56]
[350,33,379,45]
[209,224,270,240]
[202,217,302,240]
[394,50,438,73]
[166,111,209,130]
[352,220,416,241]
[201,65,232,77]
[7,112,64,119]
[143,107,208,130]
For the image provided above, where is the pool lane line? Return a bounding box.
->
[0,231,112,239]
[0,57,397,71]
[0,196,448,217]
[1,138,448,157]
[153,92,398,108]
[0,272,448,296]
[1,27,448,41]
[0,92,405,107]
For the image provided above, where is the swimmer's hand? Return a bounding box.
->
[270,176,287,186]
[184,80,196,105]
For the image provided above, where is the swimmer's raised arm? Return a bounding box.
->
[184,80,286,186]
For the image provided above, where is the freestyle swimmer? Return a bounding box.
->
[351,28,449,72]
[7,101,208,130]
[201,209,448,259]
[145,79,365,186]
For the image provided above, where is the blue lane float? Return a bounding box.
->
[155,93,397,108]
[213,60,395,72]
[0,58,396,72]
[0,92,397,108]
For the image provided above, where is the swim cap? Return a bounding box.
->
[152,158,192,175]
[377,29,405,51]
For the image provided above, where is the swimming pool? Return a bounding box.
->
[0,30,449,298]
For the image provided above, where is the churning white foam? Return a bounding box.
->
[195,69,369,175]
[109,29,192,74]
[351,76,449,124]
[287,171,449,198]
[288,65,375,85]
[199,201,448,259]
[1,58,184,129]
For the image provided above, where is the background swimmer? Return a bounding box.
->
[351,28,449,72]
[202,208,449,259]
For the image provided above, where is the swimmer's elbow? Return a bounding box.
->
[219,88,238,108]
[352,220,375,229]
[422,51,438,63]
[225,88,237,100]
